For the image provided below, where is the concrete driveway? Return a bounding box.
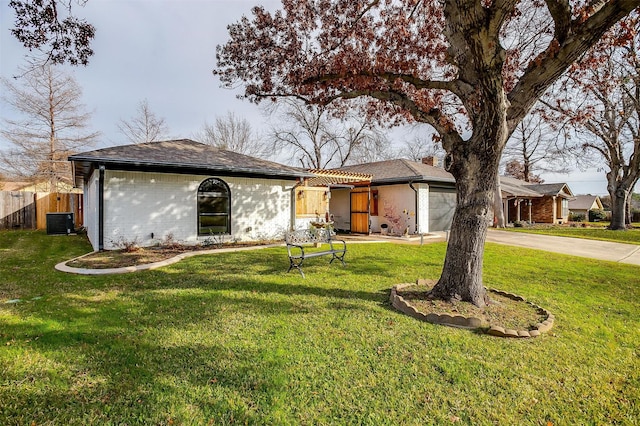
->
[486,230,640,265]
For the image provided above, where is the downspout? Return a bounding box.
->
[98,164,105,251]
[71,161,77,189]
[290,178,304,231]
[409,181,418,234]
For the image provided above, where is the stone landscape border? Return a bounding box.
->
[390,281,554,338]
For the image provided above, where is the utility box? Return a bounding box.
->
[46,212,75,235]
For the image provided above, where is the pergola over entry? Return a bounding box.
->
[295,170,373,230]
[305,169,373,187]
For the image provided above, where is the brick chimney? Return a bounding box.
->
[422,156,438,167]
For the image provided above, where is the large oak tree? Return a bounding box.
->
[542,12,640,230]
[216,0,637,307]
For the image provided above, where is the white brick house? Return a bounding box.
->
[69,139,311,251]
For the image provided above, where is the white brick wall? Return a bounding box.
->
[84,169,296,250]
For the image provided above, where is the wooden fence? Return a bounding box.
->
[0,191,36,230]
[295,187,329,218]
[35,192,83,230]
[0,191,83,231]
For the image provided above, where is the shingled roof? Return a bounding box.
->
[69,139,312,185]
[569,195,603,210]
[525,183,574,198]
[332,159,455,185]
[499,176,544,198]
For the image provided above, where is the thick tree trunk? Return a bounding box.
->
[607,168,632,230]
[431,150,501,308]
[609,187,629,230]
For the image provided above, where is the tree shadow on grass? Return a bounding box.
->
[0,317,283,423]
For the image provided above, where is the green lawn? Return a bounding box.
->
[1,231,638,425]
[506,224,640,245]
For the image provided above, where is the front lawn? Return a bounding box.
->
[1,231,638,425]
[506,224,640,245]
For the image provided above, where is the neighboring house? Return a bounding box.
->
[69,139,312,251]
[499,176,574,224]
[568,195,604,218]
[329,157,457,234]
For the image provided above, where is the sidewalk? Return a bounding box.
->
[486,230,640,265]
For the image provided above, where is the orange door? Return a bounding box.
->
[350,191,369,233]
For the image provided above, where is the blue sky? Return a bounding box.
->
[0,0,612,195]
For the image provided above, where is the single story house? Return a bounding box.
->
[568,194,604,218]
[499,176,574,224]
[69,139,312,251]
[328,157,457,234]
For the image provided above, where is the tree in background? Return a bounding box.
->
[216,0,638,307]
[8,0,95,66]
[503,160,544,183]
[270,99,389,169]
[542,12,640,230]
[502,111,568,182]
[0,65,99,191]
[196,111,271,158]
[397,132,445,163]
[117,99,170,144]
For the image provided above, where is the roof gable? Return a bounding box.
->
[525,183,574,198]
[569,195,603,210]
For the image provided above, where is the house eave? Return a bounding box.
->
[69,157,312,182]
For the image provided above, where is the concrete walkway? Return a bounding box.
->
[486,230,640,265]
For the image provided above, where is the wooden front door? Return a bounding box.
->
[350,190,369,233]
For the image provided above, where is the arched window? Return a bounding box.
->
[197,178,231,235]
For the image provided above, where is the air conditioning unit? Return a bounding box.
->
[46,212,75,235]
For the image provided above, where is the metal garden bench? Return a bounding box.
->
[285,228,347,278]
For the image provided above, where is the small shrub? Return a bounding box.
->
[589,209,607,222]
[110,235,140,252]
[569,213,585,222]
[160,233,183,249]
[201,231,224,248]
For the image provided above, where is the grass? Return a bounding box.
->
[1,230,639,425]
[505,223,640,245]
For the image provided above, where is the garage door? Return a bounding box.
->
[428,187,456,232]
